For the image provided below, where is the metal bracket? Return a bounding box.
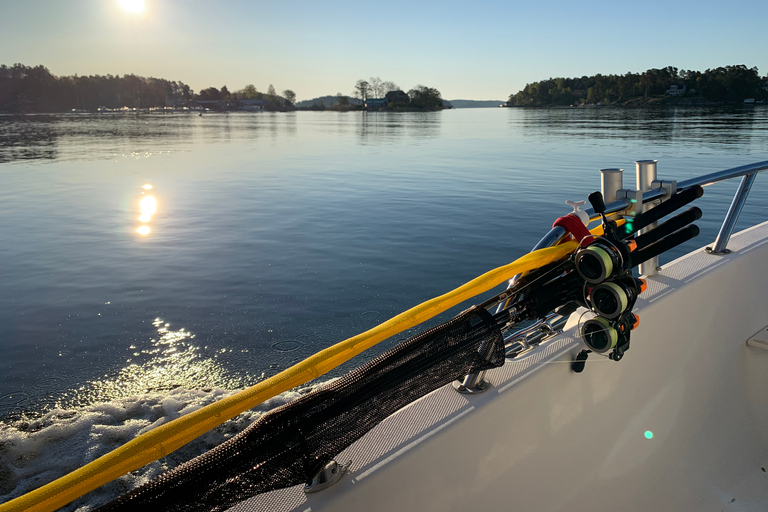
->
[747,326,768,350]
[453,372,490,394]
[705,246,731,255]
[304,459,351,494]
[453,380,490,394]
[538,323,564,342]
[616,189,643,217]
[651,180,677,201]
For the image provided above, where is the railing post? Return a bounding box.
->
[636,160,659,276]
[707,172,757,254]
[453,370,489,394]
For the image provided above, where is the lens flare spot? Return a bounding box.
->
[644,430,654,439]
[137,225,151,236]
[142,184,153,190]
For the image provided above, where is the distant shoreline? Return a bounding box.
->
[503,96,767,108]
[504,102,768,109]
[5,102,767,117]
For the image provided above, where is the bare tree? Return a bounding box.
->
[282,89,296,105]
[369,76,383,98]
[267,84,277,98]
[382,81,400,94]
[354,79,370,101]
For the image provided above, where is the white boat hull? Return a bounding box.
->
[237,220,768,511]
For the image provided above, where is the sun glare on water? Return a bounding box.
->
[136,185,157,236]
[119,0,145,13]
[139,195,157,223]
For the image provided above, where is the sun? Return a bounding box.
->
[119,0,145,13]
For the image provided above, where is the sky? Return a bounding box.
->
[1,0,766,101]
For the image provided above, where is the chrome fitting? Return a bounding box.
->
[616,189,643,216]
[304,459,351,494]
[453,371,490,394]
[651,179,677,201]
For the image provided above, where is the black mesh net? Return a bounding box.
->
[97,305,504,512]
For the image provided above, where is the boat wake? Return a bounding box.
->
[0,386,314,510]
[0,319,326,511]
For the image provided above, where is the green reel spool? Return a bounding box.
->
[582,316,618,353]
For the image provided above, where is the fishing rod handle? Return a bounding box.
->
[630,224,700,268]
[633,207,702,250]
[622,185,704,238]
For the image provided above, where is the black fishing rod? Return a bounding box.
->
[483,185,704,371]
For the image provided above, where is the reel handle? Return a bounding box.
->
[588,191,606,215]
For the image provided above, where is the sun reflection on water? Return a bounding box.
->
[55,319,249,410]
[138,196,156,223]
[136,184,157,236]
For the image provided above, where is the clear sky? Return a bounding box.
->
[1,0,766,101]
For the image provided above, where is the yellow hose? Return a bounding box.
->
[1,241,577,512]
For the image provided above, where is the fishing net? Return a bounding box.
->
[97,304,505,512]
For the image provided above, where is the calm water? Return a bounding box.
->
[1,107,767,419]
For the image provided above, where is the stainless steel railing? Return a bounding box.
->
[536,160,768,256]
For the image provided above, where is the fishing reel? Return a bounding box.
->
[581,310,638,358]
[572,276,643,372]
[570,185,704,372]
[573,310,639,373]
[574,240,624,284]
[496,186,703,373]
[572,191,635,284]
[588,277,646,319]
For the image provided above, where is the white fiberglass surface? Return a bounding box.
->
[239,221,768,512]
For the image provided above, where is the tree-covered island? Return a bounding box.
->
[0,65,445,114]
[298,78,445,112]
[0,63,297,113]
[508,65,768,107]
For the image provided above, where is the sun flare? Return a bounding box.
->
[119,0,145,13]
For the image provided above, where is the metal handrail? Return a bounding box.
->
[535,160,768,254]
[677,160,768,189]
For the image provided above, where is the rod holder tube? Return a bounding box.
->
[601,168,624,203]
[708,172,757,254]
[636,160,659,275]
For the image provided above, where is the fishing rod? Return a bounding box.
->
[476,185,703,371]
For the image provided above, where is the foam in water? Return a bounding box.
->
[0,386,314,510]
[0,318,328,510]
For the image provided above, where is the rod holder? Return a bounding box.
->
[636,160,659,276]
[600,168,624,203]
